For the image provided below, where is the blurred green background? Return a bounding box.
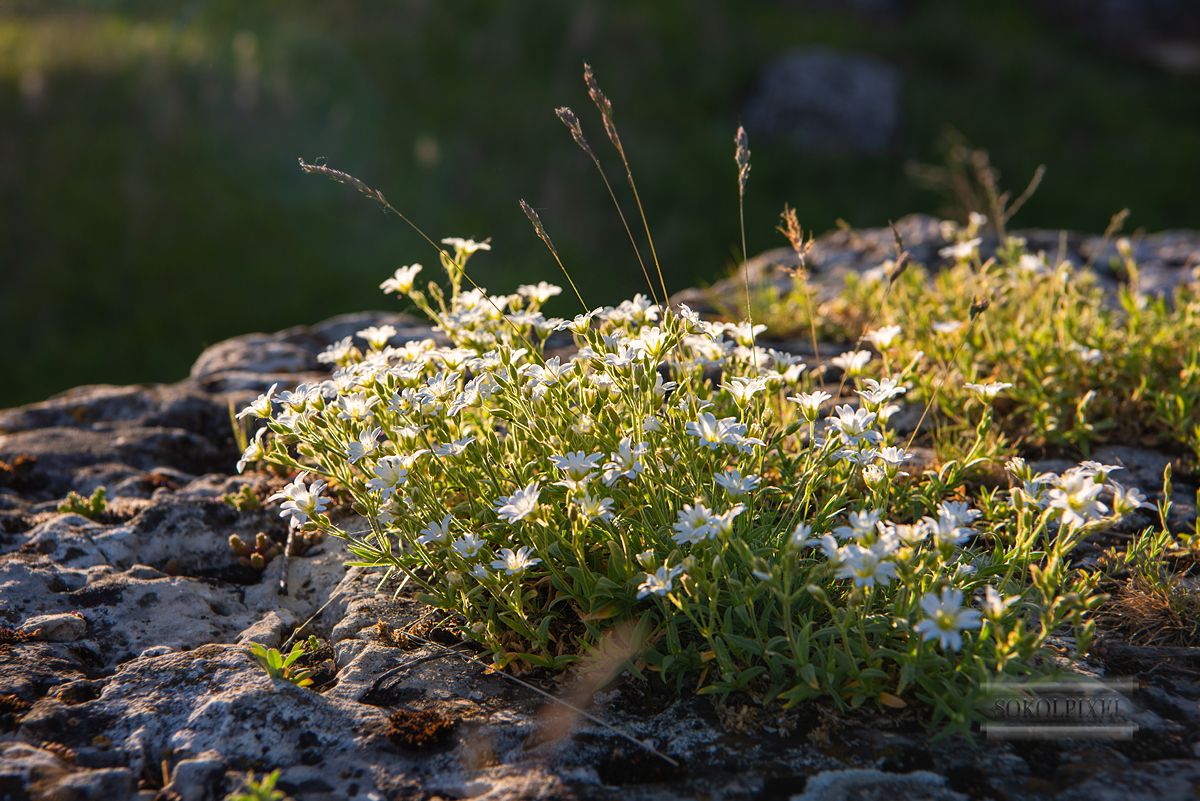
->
[3,0,1198,407]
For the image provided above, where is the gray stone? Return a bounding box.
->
[791,769,966,801]
[20,611,87,642]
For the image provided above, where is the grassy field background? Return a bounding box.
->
[3,0,1198,407]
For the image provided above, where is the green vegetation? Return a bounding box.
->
[227,770,287,801]
[57,485,107,519]
[247,641,314,688]
[4,1,1198,406]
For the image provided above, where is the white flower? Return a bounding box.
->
[788,390,832,421]
[602,438,647,485]
[346,427,381,464]
[964,381,1013,400]
[491,546,541,575]
[418,514,454,546]
[380,264,423,295]
[831,350,872,377]
[268,472,329,527]
[1110,481,1151,516]
[685,412,745,450]
[638,564,686,599]
[708,504,746,537]
[721,376,770,406]
[672,502,714,545]
[833,509,883,542]
[367,456,410,494]
[877,446,912,470]
[1073,343,1103,364]
[856,377,907,406]
[790,523,817,548]
[915,588,982,652]
[494,482,541,524]
[550,451,604,481]
[237,383,278,420]
[433,436,476,458]
[826,405,882,446]
[336,393,378,422]
[1077,461,1123,482]
[939,238,981,261]
[1017,253,1048,274]
[834,542,897,588]
[441,237,491,256]
[932,320,963,335]
[357,325,397,350]
[714,469,760,496]
[452,532,485,558]
[236,428,267,473]
[574,492,615,522]
[726,321,766,347]
[517,281,562,305]
[865,325,902,349]
[1047,470,1108,528]
[981,586,1018,620]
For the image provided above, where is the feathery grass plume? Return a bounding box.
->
[581,63,669,304]
[519,199,587,309]
[886,221,911,285]
[300,159,544,360]
[734,125,757,367]
[778,205,820,363]
[555,105,656,305]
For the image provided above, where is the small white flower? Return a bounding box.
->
[268,472,329,527]
[865,325,902,349]
[980,586,1018,620]
[491,546,541,575]
[357,325,397,350]
[380,264,423,295]
[550,451,604,481]
[672,502,714,545]
[441,237,491,256]
[574,492,615,522]
[788,390,832,421]
[714,469,760,496]
[826,405,882,446]
[932,320,963,335]
[834,542,897,588]
[685,412,744,450]
[637,564,685,599]
[1110,481,1152,516]
[237,383,278,420]
[367,456,409,494]
[939,238,981,261]
[346,427,381,464]
[831,350,872,377]
[602,437,647,485]
[790,523,817,548]
[236,428,267,473]
[914,587,982,652]
[856,377,907,406]
[964,381,1013,400]
[1047,470,1108,528]
[433,436,476,458]
[721,376,770,406]
[517,281,562,305]
[726,321,767,347]
[494,482,541,524]
[418,514,454,546]
[452,532,485,558]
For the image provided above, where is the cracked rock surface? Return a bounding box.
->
[2,224,1199,800]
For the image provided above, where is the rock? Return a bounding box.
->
[743,48,902,154]
[20,611,87,643]
[162,751,227,801]
[791,768,967,801]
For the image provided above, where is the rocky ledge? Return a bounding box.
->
[2,218,1199,801]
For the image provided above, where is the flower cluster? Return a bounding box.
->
[237,236,1145,724]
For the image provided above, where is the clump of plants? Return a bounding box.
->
[233,68,1181,727]
[248,641,315,688]
[731,213,1200,467]
[57,486,108,520]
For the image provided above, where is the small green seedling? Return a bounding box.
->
[58,486,107,520]
[224,485,262,511]
[248,642,314,688]
[227,770,287,801]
